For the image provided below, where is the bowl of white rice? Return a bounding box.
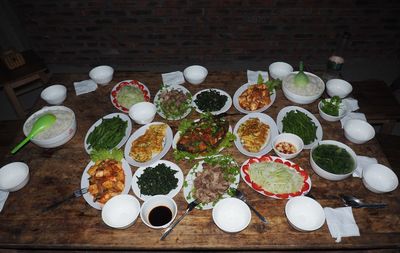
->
[23,106,76,148]
[282,71,325,104]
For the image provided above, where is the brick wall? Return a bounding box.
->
[10,0,400,72]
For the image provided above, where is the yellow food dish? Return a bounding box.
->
[130,124,167,162]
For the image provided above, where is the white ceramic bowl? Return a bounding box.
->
[140,195,177,229]
[282,71,325,104]
[343,119,375,144]
[212,197,251,233]
[183,65,208,85]
[318,99,347,122]
[326,79,353,98]
[89,65,114,85]
[23,106,77,148]
[362,164,399,193]
[0,162,29,192]
[285,196,325,232]
[129,102,156,125]
[272,133,304,159]
[40,84,67,105]
[101,194,141,229]
[310,140,357,181]
[269,62,293,80]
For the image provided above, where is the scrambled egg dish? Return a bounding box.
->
[237,118,270,152]
[130,124,167,162]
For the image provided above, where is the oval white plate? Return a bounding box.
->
[276,106,323,149]
[110,80,151,113]
[233,112,279,157]
[153,84,192,120]
[84,113,132,154]
[124,122,173,167]
[131,160,184,201]
[192,88,232,115]
[183,159,240,210]
[81,159,132,210]
[233,83,276,114]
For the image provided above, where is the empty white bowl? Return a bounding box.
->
[101,194,141,229]
[285,196,325,232]
[183,65,208,85]
[269,62,293,80]
[89,65,114,85]
[362,164,398,193]
[272,133,304,159]
[140,195,177,229]
[343,119,375,144]
[212,197,251,233]
[129,102,156,125]
[326,79,353,98]
[41,85,67,105]
[0,162,29,192]
[318,99,347,122]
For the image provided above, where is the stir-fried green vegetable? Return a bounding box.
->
[312,144,355,174]
[137,163,178,195]
[86,116,127,150]
[294,61,309,87]
[194,89,227,112]
[321,96,341,116]
[282,110,317,145]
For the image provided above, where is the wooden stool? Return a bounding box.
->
[0,50,50,118]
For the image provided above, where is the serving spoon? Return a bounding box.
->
[11,113,56,154]
[340,194,387,208]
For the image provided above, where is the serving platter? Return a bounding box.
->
[276,106,323,149]
[124,122,173,167]
[153,84,192,120]
[110,80,151,113]
[183,157,240,210]
[192,88,232,115]
[233,83,276,114]
[80,158,132,210]
[131,160,184,201]
[240,155,311,199]
[233,112,279,157]
[84,113,132,154]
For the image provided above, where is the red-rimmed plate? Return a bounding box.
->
[110,80,151,113]
[240,155,311,199]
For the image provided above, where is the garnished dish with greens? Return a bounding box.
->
[193,88,232,114]
[320,96,342,116]
[173,113,235,160]
[131,160,184,201]
[183,155,240,210]
[154,84,192,120]
[312,144,355,175]
[240,155,311,199]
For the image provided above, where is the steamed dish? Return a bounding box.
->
[284,73,324,97]
[116,85,145,109]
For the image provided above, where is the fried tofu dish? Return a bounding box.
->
[238,84,271,111]
[237,118,270,152]
[87,159,125,204]
[130,124,167,162]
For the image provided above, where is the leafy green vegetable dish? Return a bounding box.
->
[321,96,341,116]
[194,89,227,112]
[87,116,127,150]
[282,110,317,145]
[137,163,178,196]
[312,144,355,174]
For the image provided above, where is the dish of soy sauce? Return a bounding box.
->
[149,206,172,226]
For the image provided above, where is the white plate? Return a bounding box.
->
[276,106,323,149]
[192,88,232,115]
[124,122,173,167]
[110,80,151,113]
[84,113,132,154]
[153,84,192,120]
[183,159,240,210]
[131,160,183,201]
[233,83,276,114]
[81,159,132,210]
[233,113,279,157]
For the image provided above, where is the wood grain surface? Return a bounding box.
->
[1,72,399,251]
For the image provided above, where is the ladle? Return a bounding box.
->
[340,194,387,208]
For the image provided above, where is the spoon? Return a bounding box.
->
[235,189,268,224]
[11,113,56,154]
[340,194,387,208]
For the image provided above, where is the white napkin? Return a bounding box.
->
[74,79,98,96]
[162,71,185,86]
[0,190,9,212]
[324,207,360,243]
[247,70,269,84]
[352,155,378,178]
[340,112,367,128]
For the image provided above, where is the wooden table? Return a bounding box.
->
[1,71,399,251]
